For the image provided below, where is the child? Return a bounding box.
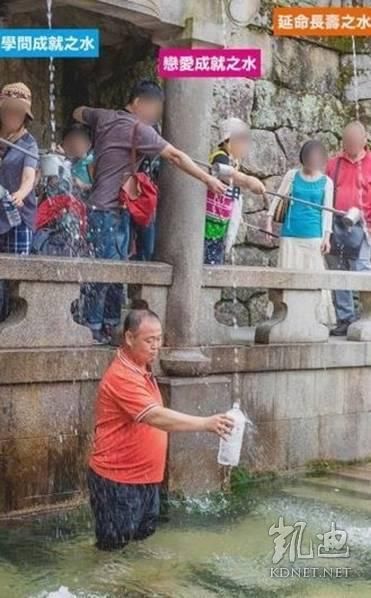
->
[61,123,94,201]
[204,117,265,264]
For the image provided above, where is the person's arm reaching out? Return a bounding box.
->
[142,405,234,440]
[72,106,106,130]
[232,171,265,195]
[113,375,234,440]
[72,106,87,124]
[160,144,227,195]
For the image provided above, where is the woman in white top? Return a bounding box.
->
[266,140,335,325]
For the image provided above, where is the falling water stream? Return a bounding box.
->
[351,36,360,122]
[220,0,242,492]
[46,0,57,151]
[220,0,256,491]
[220,6,242,399]
[351,36,366,231]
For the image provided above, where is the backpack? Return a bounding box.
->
[32,213,86,257]
[32,195,88,257]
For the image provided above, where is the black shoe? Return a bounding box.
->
[102,324,114,340]
[92,330,110,345]
[330,320,351,337]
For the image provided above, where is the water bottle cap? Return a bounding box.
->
[232,402,240,409]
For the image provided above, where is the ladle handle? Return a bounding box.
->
[264,190,346,216]
[244,222,279,239]
[0,137,39,161]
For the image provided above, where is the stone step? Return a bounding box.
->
[282,482,371,514]
[327,464,371,485]
[297,475,371,501]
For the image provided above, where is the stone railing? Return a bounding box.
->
[0,255,172,349]
[201,265,371,345]
[2,256,371,350]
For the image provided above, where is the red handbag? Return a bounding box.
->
[119,121,158,227]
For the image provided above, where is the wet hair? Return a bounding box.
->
[123,299,161,334]
[127,80,164,104]
[63,123,91,142]
[299,140,327,165]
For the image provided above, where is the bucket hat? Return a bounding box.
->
[0,82,34,120]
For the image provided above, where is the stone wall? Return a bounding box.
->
[211,8,371,326]
[3,341,371,508]
[165,341,371,495]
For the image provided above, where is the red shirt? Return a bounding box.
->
[327,151,371,225]
[89,349,167,484]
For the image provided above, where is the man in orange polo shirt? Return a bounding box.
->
[327,121,371,336]
[88,301,234,550]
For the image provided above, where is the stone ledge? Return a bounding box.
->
[203,341,371,373]
[1,341,371,384]
[158,374,231,387]
[0,347,115,385]
[203,265,371,291]
[0,255,173,285]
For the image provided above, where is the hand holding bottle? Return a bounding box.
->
[204,413,235,440]
[217,403,247,467]
[11,190,25,208]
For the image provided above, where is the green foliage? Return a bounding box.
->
[307,456,371,477]
[306,459,339,476]
[230,466,278,496]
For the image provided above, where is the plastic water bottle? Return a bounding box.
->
[217,402,246,467]
[0,184,21,228]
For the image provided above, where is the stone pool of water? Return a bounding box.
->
[0,478,371,598]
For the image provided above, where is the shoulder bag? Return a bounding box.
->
[119,121,158,228]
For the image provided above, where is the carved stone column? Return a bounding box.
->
[156,77,214,374]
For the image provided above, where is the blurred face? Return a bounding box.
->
[343,125,366,158]
[0,106,25,133]
[63,133,91,159]
[303,146,327,171]
[131,96,163,125]
[229,134,249,160]
[124,316,162,366]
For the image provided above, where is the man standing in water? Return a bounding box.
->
[88,301,234,551]
[327,121,371,336]
[73,80,226,344]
